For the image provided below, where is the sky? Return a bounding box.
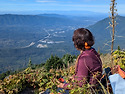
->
[0,0,125,15]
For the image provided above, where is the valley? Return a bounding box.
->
[0,14,125,73]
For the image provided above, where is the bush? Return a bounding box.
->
[44,55,64,71]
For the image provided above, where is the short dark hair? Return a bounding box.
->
[72,28,94,50]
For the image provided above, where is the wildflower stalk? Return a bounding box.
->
[109,0,117,68]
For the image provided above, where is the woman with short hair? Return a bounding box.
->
[58,28,102,92]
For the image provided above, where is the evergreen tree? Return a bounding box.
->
[118,45,121,50]
[28,58,32,68]
[45,55,64,71]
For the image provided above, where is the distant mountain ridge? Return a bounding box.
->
[0,10,108,17]
[37,14,67,18]
[0,14,72,26]
[0,14,97,27]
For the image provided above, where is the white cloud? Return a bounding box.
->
[36,0,56,3]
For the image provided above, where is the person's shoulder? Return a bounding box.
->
[80,47,99,59]
[81,48,95,56]
[87,47,99,56]
[80,52,92,60]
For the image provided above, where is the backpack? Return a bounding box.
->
[101,65,125,94]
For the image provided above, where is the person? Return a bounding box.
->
[57,28,102,93]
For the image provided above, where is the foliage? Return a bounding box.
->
[112,47,125,69]
[0,54,76,94]
[44,54,76,71]
[62,54,77,68]
[28,58,32,68]
[0,51,125,94]
[44,55,64,71]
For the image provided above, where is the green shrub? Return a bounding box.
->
[44,55,64,71]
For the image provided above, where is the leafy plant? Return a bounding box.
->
[1,52,125,94]
[113,47,125,69]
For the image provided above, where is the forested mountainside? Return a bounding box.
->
[87,15,125,51]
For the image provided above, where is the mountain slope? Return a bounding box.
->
[87,15,125,53]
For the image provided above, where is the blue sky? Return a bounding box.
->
[0,0,125,15]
